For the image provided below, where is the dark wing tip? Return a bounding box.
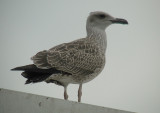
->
[11,67,23,71]
[11,64,36,71]
[11,67,18,71]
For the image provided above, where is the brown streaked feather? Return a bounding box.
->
[46,39,104,76]
[31,50,51,69]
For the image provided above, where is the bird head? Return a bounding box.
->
[87,11,128,30]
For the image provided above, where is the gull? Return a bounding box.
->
[12,11,128,102]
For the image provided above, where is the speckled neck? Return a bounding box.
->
[86,24,107,54]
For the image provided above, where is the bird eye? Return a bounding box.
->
[97,14,106,19]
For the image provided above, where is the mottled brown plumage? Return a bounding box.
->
[12,11,128,102]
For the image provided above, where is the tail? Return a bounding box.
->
[11,64,70,84]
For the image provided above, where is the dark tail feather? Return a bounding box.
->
[21,71,52,84]
[11,64,70,84]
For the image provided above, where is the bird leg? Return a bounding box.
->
[64,86,68,100]
[78,84,82,102]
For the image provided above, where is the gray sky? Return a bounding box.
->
[0,0,160,113]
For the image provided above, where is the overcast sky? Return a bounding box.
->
[0,0,160,113]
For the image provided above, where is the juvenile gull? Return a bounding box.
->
[12,11,128,102]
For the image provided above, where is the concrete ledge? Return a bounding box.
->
[0,88,135,113]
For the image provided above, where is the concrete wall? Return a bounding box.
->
[0,88,135,113]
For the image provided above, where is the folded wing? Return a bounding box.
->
[32,39,104,76]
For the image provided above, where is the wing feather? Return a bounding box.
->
[31,39,105,75]
[31,50,51,69]
[47,39,104,75]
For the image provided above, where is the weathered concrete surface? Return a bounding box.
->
[0,88,135,113]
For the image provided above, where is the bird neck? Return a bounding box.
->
[86,24,107,53]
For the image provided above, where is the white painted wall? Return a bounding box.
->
[0,88,135,113]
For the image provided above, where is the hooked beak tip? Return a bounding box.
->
[111,18,128,24]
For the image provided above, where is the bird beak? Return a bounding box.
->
[110,18,128,24]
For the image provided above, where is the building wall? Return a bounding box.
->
[0,88,135,113]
